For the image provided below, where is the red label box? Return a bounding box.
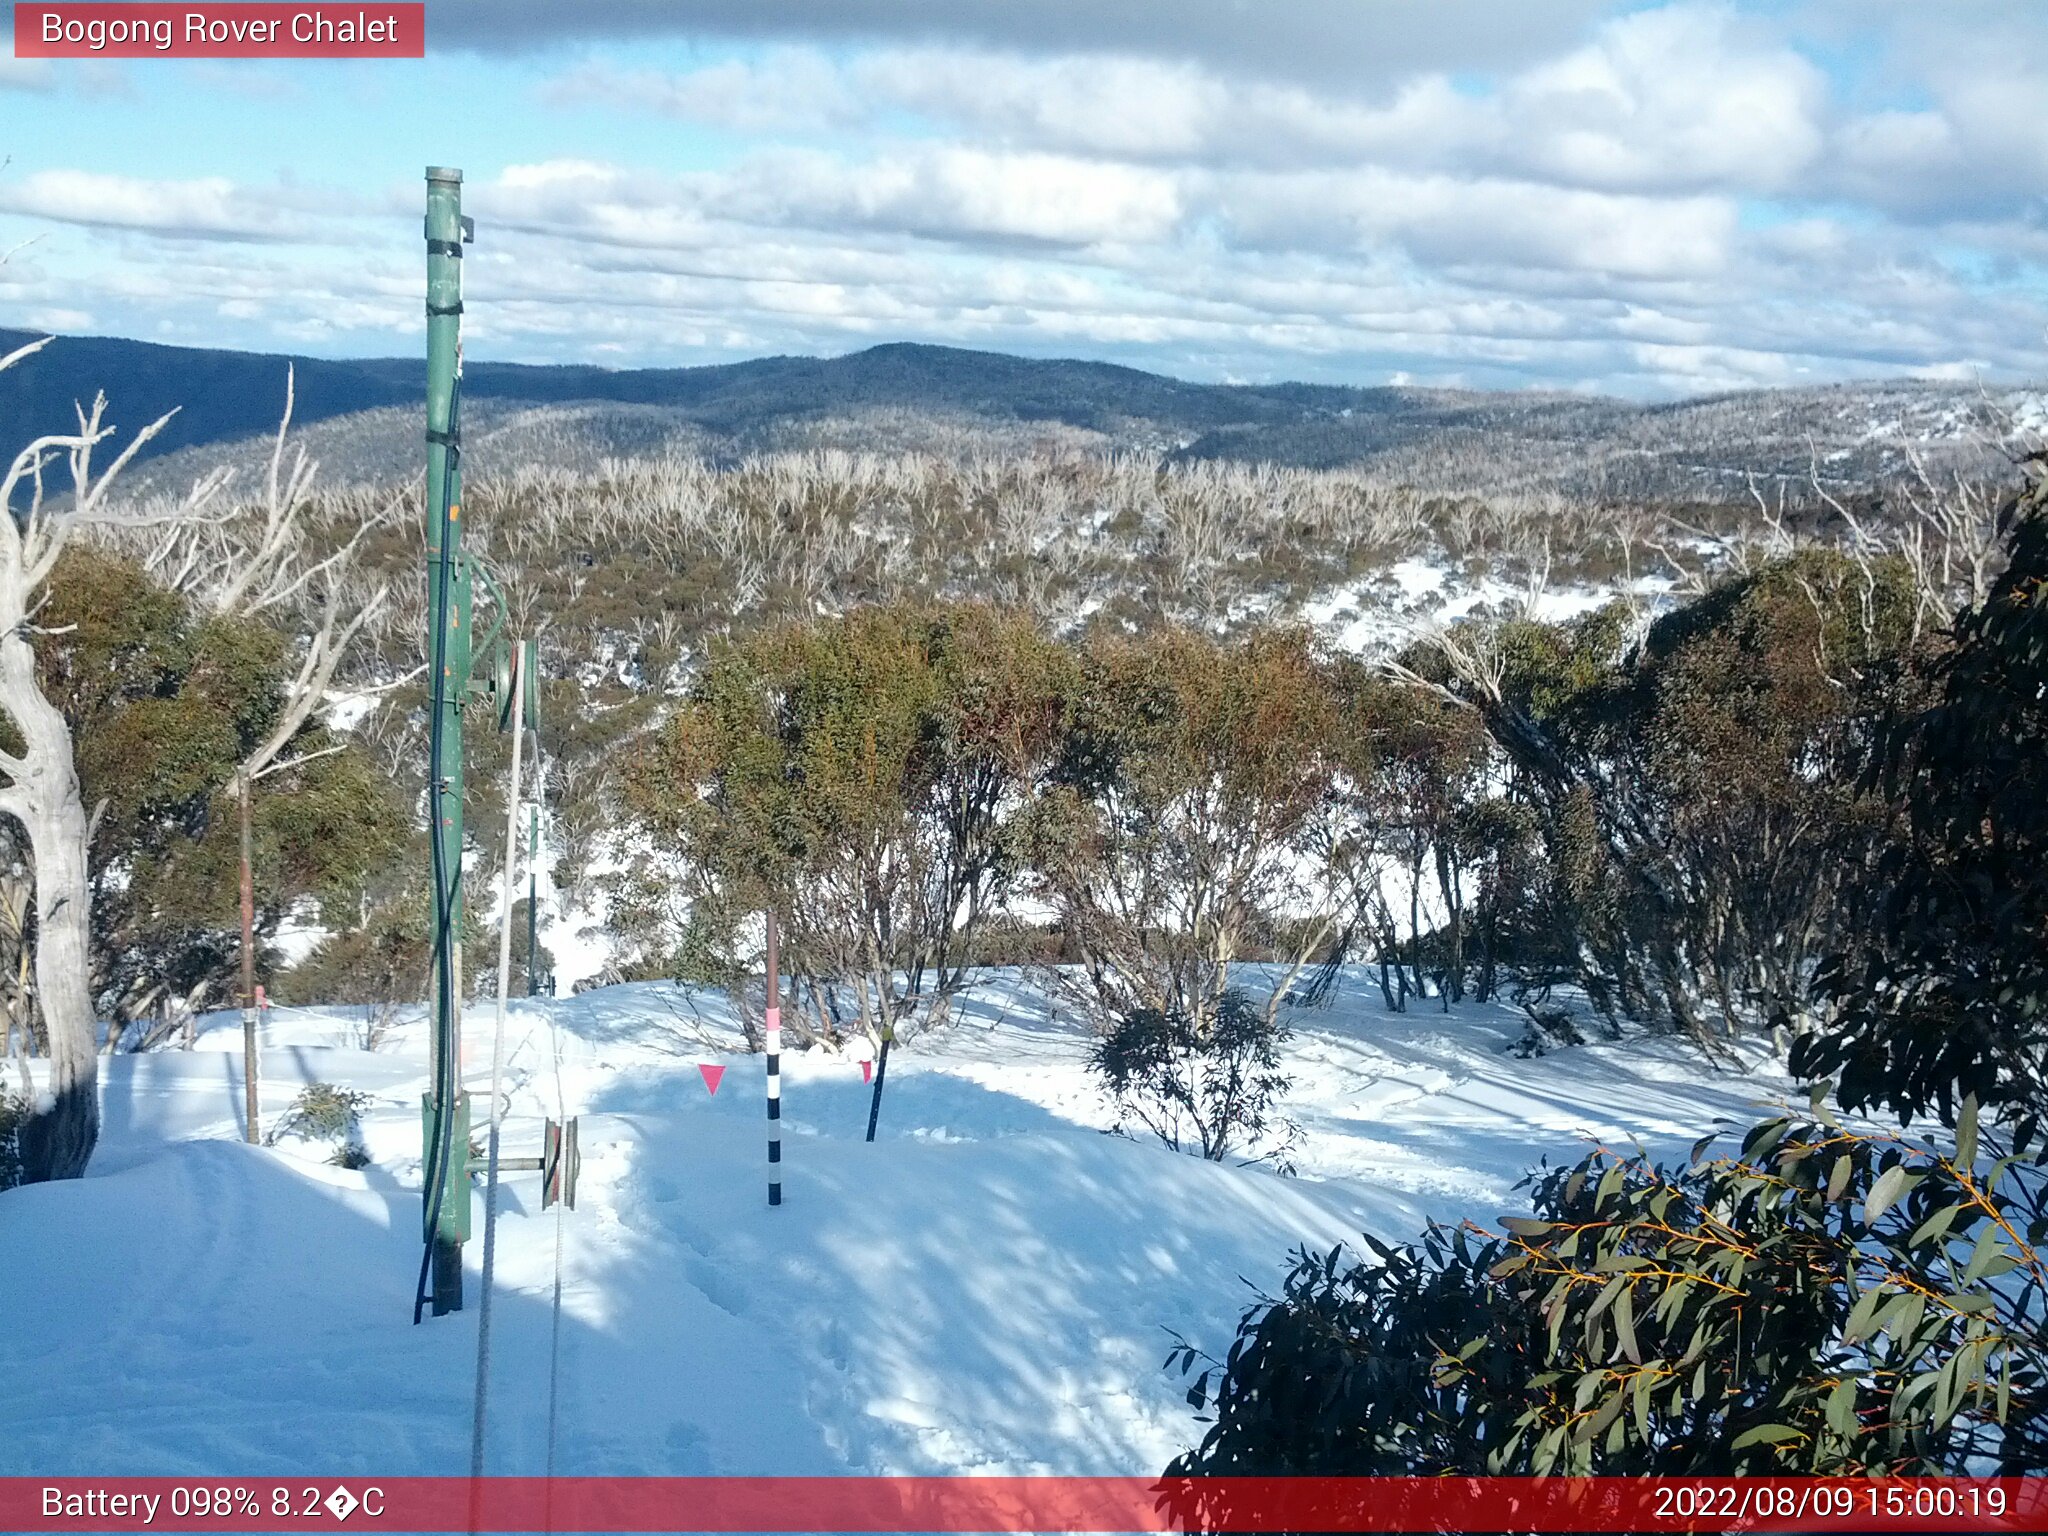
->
[13,3,424,58]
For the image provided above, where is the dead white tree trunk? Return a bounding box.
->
[163,368,392,1143]
[0,337,181,1179]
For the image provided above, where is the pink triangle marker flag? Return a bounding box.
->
[861,1060,873,1085]
[698,1063,726,1096]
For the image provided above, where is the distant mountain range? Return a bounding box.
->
[3,328,2035,503]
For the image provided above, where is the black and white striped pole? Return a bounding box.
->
[766,911,783,1208]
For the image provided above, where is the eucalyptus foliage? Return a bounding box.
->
[1091,988,1292,1163]
[1801,469,2048,1123]
[1170,1097,2046,1475]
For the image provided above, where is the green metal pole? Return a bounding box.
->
[423,165,472,1318]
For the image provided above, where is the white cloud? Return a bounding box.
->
[427,0,1613,92]
[857,51,1224,160]
[759,147,1185,247]
[550,6,1825,201]
[24,306,91,332]
[4,0,2043,400]
[542,50,863,132]
[1499,5,1826,192]
[1215,169,1738,281]
[0,57,56,93]
[0,171,257,238]
[486,148,1182,251]
[0,170,359,241]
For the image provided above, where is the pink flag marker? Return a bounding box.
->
[699,1063,726,1096]
[861,1060,873,1085]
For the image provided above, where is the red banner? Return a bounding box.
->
[13,4,424,58]
[5,1477,2046,1532]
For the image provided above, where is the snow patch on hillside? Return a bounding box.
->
[1300,557,1667,656]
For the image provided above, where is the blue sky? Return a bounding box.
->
[2,0,2045,398]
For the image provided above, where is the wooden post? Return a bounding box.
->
[864,1023,891,1143]
[237,772,259,1144]
[766,911,781,1207]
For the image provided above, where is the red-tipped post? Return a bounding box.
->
[766,912,782,1207]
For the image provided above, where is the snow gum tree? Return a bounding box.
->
[628,602,1069,1046]
[1026,626,1346,1043]
[37,546,404,1045]
[1307,661,1494,1012]
[1800,460,2048,1123]
[1398,549,1926,1053]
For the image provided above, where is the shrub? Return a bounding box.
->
[0,1090,26,1191]
[268,1082,372,1167]
[1168,1099,2047,1477]
[1093,988,1293,1163]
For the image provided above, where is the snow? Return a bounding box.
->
[269,896,329,970]
[0,970,1799,1478]
[322,690,381,733]
[1298,556,1658,656]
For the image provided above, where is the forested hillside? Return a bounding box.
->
[5,327,2032,500]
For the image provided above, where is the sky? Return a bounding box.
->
[1,0,2045,400]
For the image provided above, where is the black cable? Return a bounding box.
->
[414,369,465,1325]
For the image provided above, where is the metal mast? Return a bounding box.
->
[420,164,474,1319]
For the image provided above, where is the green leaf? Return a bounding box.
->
[1810,1084,1841,1130]
[1907,1202,1964,1249]
[1586,1387,1627,1442]
[1744,1120,1791,1162]
[1955,1094,1980,1168]
[1533,1423,1564,1475]
[1730,1422,1804,1449]
[1863,1163,1909,1226]
[1843,1286,1884,1346]
[1880,1290,1929,1347]
[1615,1285,1642,1365]
[1586,1274,1627,1324]
[1502,1216,1554,1238]
[1963,1224,2007,1284]
[1596,1160,1627,1206]
[1604,1403,1629,1456]
[1592,1253,1650,1272]
[1825,1154,1854,1203]
[1824,1377,1858,1438]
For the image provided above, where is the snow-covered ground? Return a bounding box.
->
[0,970,1800,1478]
[1297,558,1671,657]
